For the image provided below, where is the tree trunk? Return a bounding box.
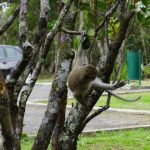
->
[0,70,15,150]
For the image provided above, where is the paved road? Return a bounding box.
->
[28,83,73,101]
[23,104,150,134]
[22,83,150,134]
[28,83,150,101]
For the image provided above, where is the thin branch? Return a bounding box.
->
[62,27,83,35]
[0,5,20,35]
[89,2,119,62]
[95,2,119,32]
[80,105,109,132]
[33,0,50,45]
[41,0,74,59]
[7,0,33,82]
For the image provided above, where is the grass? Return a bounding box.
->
[78,128,150,150]
[38,91,150,110]
[21,128,150,150]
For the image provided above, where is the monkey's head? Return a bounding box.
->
[79,64,97,82]
[68,64,97,98]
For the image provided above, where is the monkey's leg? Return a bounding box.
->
[75,96,89,111]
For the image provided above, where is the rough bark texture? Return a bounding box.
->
[0,70,15,150]
[51,9,78,150]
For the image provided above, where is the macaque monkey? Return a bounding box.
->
[68,37,141,108]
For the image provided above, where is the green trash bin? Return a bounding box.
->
[127,50,142,85]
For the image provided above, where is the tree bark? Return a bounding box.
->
[0,70,15,150]
[51,12,78,150]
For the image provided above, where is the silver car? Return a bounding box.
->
[0,45,22,77]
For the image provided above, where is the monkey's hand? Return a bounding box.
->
[113,80,127,90]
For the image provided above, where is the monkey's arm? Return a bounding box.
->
[91,77,126,90]
[107,90,141,102]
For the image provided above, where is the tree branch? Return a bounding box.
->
[89,2,119,62]
[61,27,83,35]
[0,5,20,35]
[33,0,50,45]
[81,105,109,131]
[95,2,119,33]
[7,0,33,83]
[0,71,15,149]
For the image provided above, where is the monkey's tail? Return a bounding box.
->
[107,90,141,102]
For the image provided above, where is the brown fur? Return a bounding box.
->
[68,64,97,99]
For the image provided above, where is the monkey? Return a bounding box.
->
[68,63,140,107]
[68,35,141,108]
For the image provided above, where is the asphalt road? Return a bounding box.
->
[28,83,150,102]
[28,83,73,101]
[23,104,150,135]
[24,83,150,134]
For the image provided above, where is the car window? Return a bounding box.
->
[0,47,5,59]
[16,50,22,58]
[5,47,18,59]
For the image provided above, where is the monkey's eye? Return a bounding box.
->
[84,75,90,80]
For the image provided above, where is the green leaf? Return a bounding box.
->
[140,7,147,13]
[62,0,69,4]
[88,12,96,26]
[142,0,149,7]
[97,0,106,10]
[80,3,89,11]
[137,12,145,22]
[87,28,95,37]
[141,18,150,26]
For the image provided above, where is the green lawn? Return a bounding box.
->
[21,128,150,150]
[68,92,150,110]
[39,92,150,110]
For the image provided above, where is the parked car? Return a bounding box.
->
[0,45,22,77]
